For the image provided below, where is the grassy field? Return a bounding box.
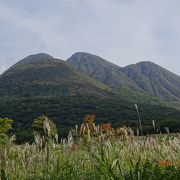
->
[1,131,180,180]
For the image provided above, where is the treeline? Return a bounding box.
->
[0,95,180,143]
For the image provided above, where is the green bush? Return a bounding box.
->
[0,117,13,144]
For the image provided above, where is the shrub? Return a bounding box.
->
[0,117,13,144]
[32,115,57,138]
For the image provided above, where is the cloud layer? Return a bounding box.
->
[0,0,180,75]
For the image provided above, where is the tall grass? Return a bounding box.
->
[1,132,180,179]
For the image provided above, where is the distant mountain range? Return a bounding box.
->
[0,52,180,142]
[1,52,180,101]
[67,52,180,101]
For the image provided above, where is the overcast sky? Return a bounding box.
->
[0,0,180,75]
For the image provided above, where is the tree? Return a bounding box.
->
[84,114,95,123]
[0,117,13,144]
[80,114,96,139]
[32,115,57,138]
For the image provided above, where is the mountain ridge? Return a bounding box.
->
[1,52,180,142]
[67,52,180,101]
[0,55,109,97]
[1,52,180,102]
[122,61,180,101]
[67,52,141,91]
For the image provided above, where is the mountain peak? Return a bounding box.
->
[15,53,54,66]
[136,61,159,67]
[72,52,92,56]
[123,61,163,75]
[125,61,158,68]
[67,52,120,70]
[6,53,54,70]
[72,52,100,57]
[69,52,110,64]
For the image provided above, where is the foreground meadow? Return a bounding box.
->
[1,132,180,180]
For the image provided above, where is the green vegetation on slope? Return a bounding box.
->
[0,57,108,97]
[122,61,180,101]
[67,52,180,102]
[0,95,179,143]
[0,53,180,143]
[67,52,140,90]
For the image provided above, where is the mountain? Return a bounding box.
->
[10,53,54,68]
[0,53,108,97]
[122,61,180,101]
[67,52,140,91]
[0,53,180,142]
[67,53,180,102]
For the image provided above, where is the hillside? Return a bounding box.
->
[67,53,180,102]
[122,61,180,101]
[0,53,180,142]
[67,52,140,91]
[0,53,108,97]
